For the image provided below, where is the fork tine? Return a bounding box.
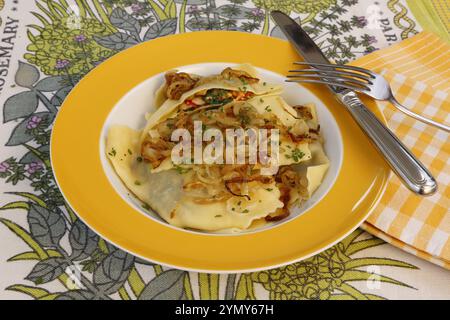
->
[286,78,369,92]
[294,61,376,78]
[287,73,371,90]
[288,68,372,83]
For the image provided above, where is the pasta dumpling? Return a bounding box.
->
[106,65,329,232]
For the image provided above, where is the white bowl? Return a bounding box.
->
[100,63,343,235]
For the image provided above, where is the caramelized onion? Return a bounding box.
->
[165,71,198,100]
[221,67,260,84]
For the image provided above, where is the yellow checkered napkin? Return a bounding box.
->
[351,32,450,269]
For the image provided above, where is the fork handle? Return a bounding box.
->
[389,96,450,132]
[337,90,437,195]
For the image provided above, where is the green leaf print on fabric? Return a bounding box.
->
[247,230,417,300]
[0,0,421,300]
[93,249,135,294]
[3,92,39,123]
[143,18,177,40]
[68,219,99,261]
[25,257,69,285]
[109,7,141,35]
[6,284,59,300]
[34,76,66,92]
[24,3,115,76]
[28,204,66,247]
[139,270,189,300]
[15,61,41,88]
[215,5,254,20]
[95,32,140,50]
[56,290,97,300]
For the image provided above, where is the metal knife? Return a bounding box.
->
[271,11,437,195]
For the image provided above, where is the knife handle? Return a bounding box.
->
[337,91,437,196]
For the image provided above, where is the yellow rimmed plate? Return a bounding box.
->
[51,31,390,273]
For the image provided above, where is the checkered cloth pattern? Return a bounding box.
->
[352,32,449,269]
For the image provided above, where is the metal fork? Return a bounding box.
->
[287,62,450,132]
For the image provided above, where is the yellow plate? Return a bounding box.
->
[51,31,389,272]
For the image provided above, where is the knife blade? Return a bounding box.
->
[271,11,330,64]
[271,11,345,94]
[271,11,437,195]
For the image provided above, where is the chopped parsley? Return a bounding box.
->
[286,148,305,162]
[264,105,272,112]
[127,149,132,155]
[137,156,143,162]
[215,215,223,218]
[108,148,117,157]
[134,180,141,186]
[242,209,249,213]
[266,188,273,192]
[204,89,232,105]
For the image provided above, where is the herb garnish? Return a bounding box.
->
[204,89,232,105]
[108,148,117,157]
[286,148,305,162]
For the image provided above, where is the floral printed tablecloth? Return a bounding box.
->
[0,0,449,300]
